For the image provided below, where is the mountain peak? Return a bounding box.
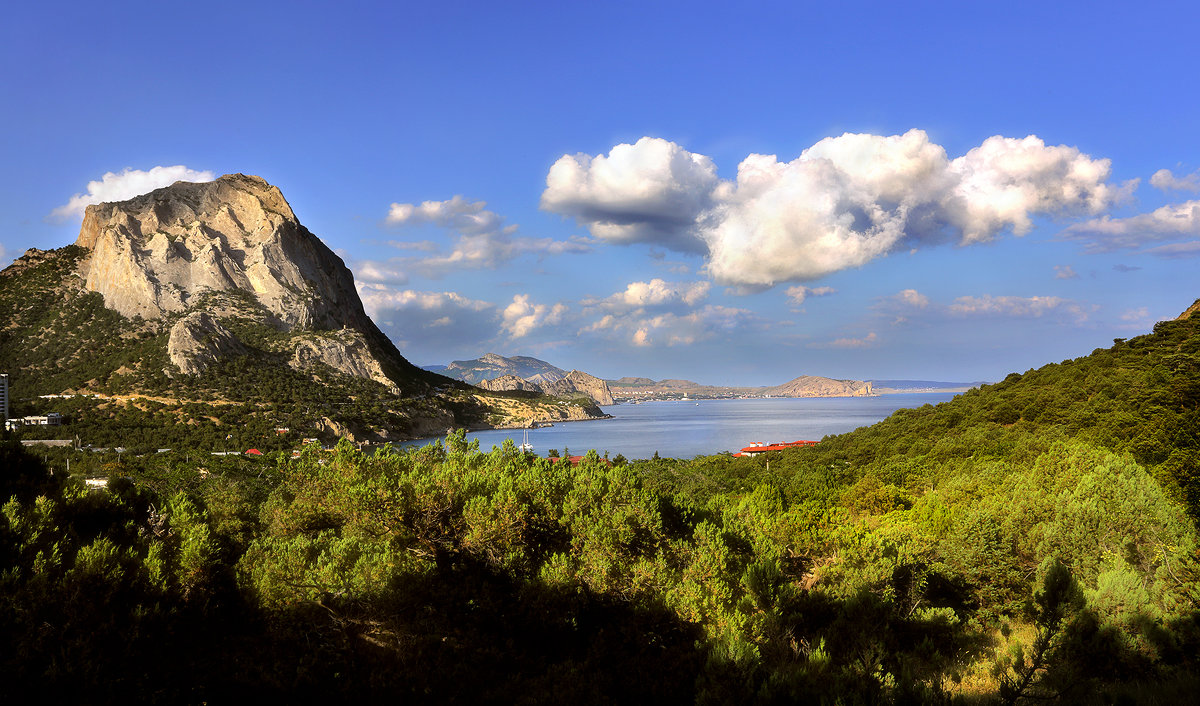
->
[74,173,361,331]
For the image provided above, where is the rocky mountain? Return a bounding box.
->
[72,173,399,383]
[542,370,615,406]
[0,175,604,446]
[434,353,568,385]
[477,374,543,393]
[607,374,874,401]
[763,375,872,397]
[868,379,986,393]
[431,354,620,405]
[475,368,615,406]
[77,174,365,329]
[611,376,656,386]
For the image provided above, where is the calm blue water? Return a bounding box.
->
[402,393,959,460]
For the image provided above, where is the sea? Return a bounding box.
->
[400,393,960,460]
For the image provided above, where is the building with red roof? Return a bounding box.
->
[733,440,818,457]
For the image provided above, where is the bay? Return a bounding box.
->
[402,392,960,460]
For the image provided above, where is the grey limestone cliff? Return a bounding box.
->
[477,374,544,392]
[166,311,248,375]
[76,174,368,330]
[72,174,421,386]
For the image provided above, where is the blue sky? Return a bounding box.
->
[3,1,1199,385]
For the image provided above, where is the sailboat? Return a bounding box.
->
[519,427,534,453]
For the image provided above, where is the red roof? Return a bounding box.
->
[245,448,263,456]
[735,440,817,456]
[547,455,612,467]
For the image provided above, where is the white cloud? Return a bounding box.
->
[821,332,878,349]
[1060,200,1200,252]
[948,294,1088,322]
[50,166,215,222]
[893,288,929,309]
[543,130,1129,288]
[352,259,409,285]
[540,137,719,253]
[386,195,590,275]
[1120,307,1150,322]
[354,283,498,358]
[387,194,510,234]
[871,289,929,325]
[1143,240,1200,259]
[386,239,440,252]
[616,278,710,308]
[873,289,1091,327]
[1054,265,1078,279]
[581,304,755,348]
[501,294,569,338]
[580,279,713,325]
[1150,168,1200,193]
[355,283,492,320]
[785,285,836,306]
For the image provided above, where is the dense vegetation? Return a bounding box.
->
[4,307,1200,703]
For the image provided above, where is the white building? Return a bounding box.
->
[5,412,64,431]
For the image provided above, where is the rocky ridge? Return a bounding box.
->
[72,174,416,383]
[435,353,568,386]
[167,312,248,375]
[542,370,615,406]
[763,375,872,398]
[77,174,365,330]
[477,369,615,406]
[608,374,874,401]
[477,374,543,393]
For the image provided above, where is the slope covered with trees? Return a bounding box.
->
[3,303,1200,703]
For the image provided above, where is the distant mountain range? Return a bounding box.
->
[423,354,963,402]
[427,353,568,385]
[869,379,988,393]
[428,354,613,405]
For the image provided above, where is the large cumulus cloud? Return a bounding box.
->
[542,130,1130,288]
[540,137,719,253]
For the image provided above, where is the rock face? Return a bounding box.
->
[477,374,543,392]
[290,329,391,386]
[167,311,248,375]
[764,376,872,398]
[76,174,369,331]
[1178,299,1200,320]
[474,368,614,406]
[538,370,614,406]
[70,173,424,386]
[553,370,614,405]
[440,353,567,385]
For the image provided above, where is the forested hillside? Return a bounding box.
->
[3,304,1199,703]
